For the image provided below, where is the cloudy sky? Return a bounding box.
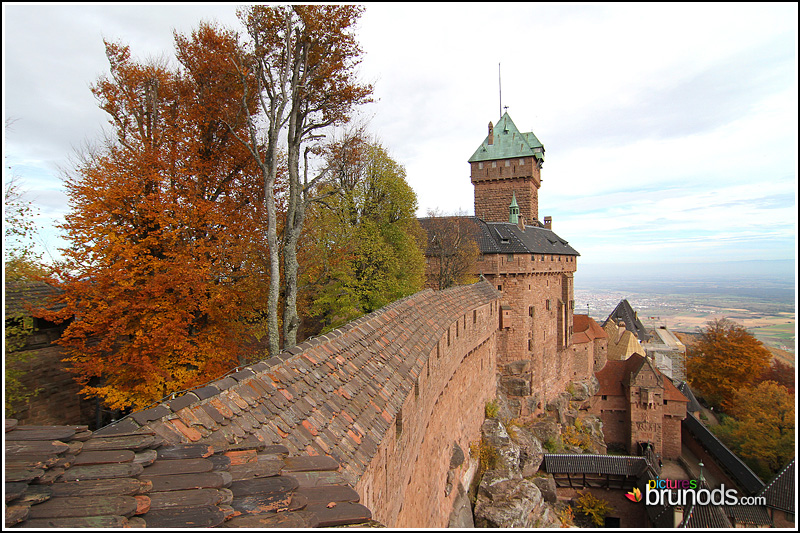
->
[3,3,797,274]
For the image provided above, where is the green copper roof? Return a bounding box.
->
[468,112,545,163]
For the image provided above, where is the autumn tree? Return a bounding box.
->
[235,5,373,352]
[759,359,795,394]
[713,380,794,480]
[686,318,772,411]
[301,134,425,333]
[38,24,269,410]
[419,210,480,290]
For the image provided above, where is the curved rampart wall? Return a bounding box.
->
[98,281,501,527]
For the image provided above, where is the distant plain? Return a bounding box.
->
[574,261,796,363]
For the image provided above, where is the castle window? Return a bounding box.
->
[415,380,420,399]
[473,310,477,324]
[498,285,502,291]
[541,255,545,261]
[492,161,497,168]
[570,300,574,309]
[531,254,535,261]
[520,158,525,165]
[602,395,607,401]
[505,160,510,167]
[478,162,484,169]
[528,339,532,351]
[546,299,551,310]
[528,306,534,317]
[507,253,514,262]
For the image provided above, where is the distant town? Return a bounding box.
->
[575,277,795,357]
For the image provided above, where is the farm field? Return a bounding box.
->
[575,278,795,361]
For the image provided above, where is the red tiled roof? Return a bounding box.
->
[572,314,607,345]
[5,281,500,528]
[594,353,687,404]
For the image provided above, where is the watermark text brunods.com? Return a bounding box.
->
[625,478,766,506]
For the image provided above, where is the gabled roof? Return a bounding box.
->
[595,353,688,403]
[758,458,795,513]
[603,299,650,342]
[468,112,544,163]
[572,314,607,344]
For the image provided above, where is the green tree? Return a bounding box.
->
[713,380,794,480]
[302,136,425,333]
[686,318,772,410]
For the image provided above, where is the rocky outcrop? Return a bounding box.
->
[472,418,561,528]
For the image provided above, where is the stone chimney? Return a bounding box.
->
[517,214,525,231]
[544,216,552,230]
[487,122,494,145]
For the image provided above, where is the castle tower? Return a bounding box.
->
[468,112,544,223]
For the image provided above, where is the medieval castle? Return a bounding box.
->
[5,113,793,528]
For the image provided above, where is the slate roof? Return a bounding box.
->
[476,218,578,256]
[468,112,544,163]
[682,412,765,495]
[4,418,371,528]
[723,504,773,527]
[602,299,650,342]
[418,216,579,258]
[674,380,703,414]
[572,314,607,344]
[542,453,648,477]
[5,281,500,528]
[679,480,734,528]
[758,458,795,513]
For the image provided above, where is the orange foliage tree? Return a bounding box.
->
[713,380,795,479]
[686,318,772,411]
[38,24,269,411]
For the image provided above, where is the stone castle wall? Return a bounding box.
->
[477,252,579,418]
[357,326,497,527]
[470,158,541,223]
